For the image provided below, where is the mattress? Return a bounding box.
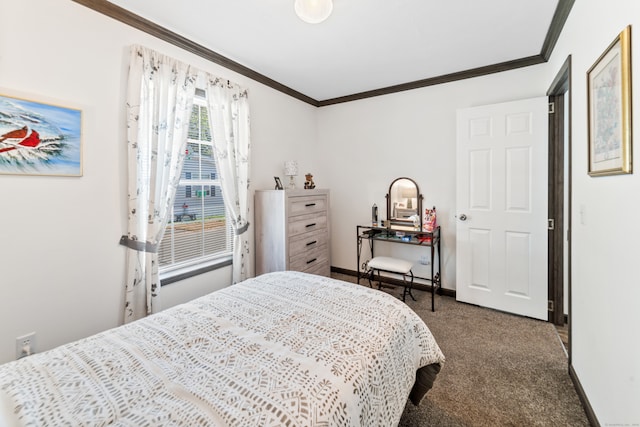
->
[0,271,444,426]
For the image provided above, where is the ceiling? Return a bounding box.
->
[80,0,569,105]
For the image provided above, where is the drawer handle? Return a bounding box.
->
[305,203,316,207]
[305,223,317,228]
[306,240,317,246]
[306,258,317,264]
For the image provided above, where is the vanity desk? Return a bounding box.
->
[357,225,441,311]
[357,176,441,310]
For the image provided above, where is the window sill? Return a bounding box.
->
[160,255,233,286]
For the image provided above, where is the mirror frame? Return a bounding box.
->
[385,177,423,229]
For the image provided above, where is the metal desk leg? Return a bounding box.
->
[438,235,442,295]
[356,231,374,285]
[404,270,416,302]
[431,243,435,312]
[356,232,362,284]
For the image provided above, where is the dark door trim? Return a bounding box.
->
[547,56,572,353]
[547,91,566,326]
[548,58,600,427]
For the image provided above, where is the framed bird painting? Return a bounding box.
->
[0,93,82,176]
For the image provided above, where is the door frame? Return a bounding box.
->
[547,56,572,356]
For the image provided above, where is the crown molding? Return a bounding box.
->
[71,0,573,107]
[71,0,319,106]
[541,0,575,61]
[318,55,546,106]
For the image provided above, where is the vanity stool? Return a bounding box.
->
[367,256,416,302]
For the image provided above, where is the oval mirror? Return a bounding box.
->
[386,177,423,229]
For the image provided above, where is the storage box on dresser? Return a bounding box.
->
[255,189,330,277]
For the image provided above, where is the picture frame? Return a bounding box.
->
[274,176,284,190]
[587,25,633,176]
[0,93,83,176]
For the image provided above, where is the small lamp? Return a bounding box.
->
[401,187,414,209]
[284,160,298,189]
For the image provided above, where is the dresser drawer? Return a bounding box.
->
[302,258,330,276]
[288,195,328,217]
[289,244,329,272]
[289,229,329,254]
[288,213,328,237]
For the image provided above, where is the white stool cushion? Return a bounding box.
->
[368,256,413,274]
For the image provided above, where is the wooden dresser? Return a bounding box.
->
[255,189,330,277]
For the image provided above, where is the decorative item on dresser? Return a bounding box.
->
[304,173,315,189]
[274,176,284,190]
[283,160,298,189]
[255,189,330,276]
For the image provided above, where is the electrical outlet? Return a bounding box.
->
[419,256,430,265]
[16,332,36,359]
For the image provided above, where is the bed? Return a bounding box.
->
[0,271,444,426]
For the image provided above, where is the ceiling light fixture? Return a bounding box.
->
[294,0,333,24]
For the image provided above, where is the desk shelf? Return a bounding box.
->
[357,225,441,311]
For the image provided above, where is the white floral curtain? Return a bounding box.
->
[121,45,197,322]
[205,77,251,283]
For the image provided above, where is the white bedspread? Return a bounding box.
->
[0,271,444,426]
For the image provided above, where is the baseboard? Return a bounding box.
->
[330,266,359,277]
[330,266,456,298]
[569,364,600,427]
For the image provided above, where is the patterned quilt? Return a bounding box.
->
[0,271,444,427]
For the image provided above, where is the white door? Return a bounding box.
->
[456,97,548,320]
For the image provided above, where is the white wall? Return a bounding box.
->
[542,1,640,423]
[0,0,317,364]
[316,66,549,290]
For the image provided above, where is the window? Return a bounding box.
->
[158,91,233,276]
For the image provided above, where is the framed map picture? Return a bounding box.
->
[587,25,632,176]
[0,93,82,176]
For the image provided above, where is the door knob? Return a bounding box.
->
[458,214,467,221]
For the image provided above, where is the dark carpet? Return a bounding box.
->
[331,273,589,426]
